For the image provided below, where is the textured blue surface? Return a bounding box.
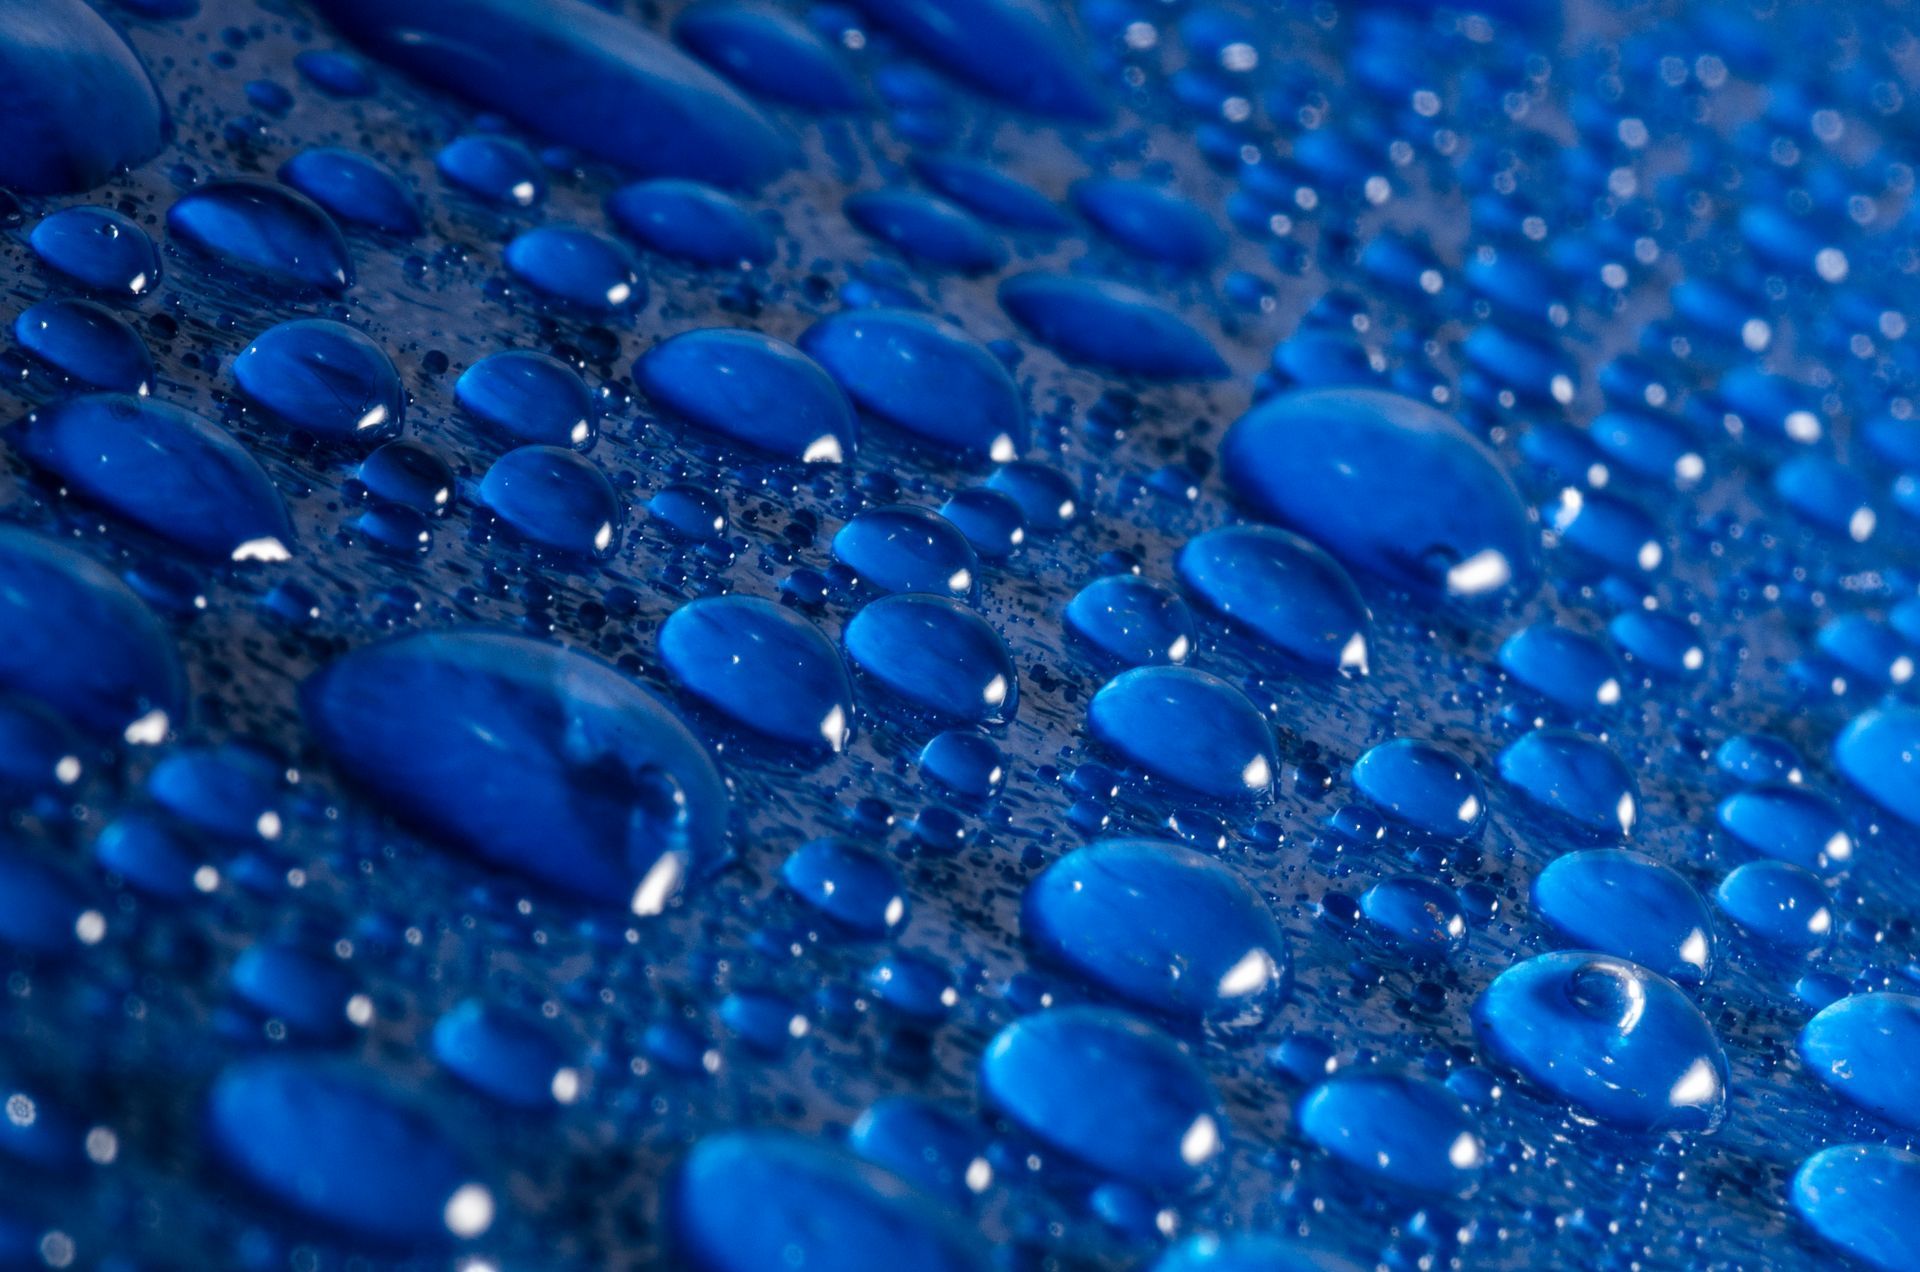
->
[6,0,1920,1268]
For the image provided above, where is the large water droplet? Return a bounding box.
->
[980,1006,1223,1189]
[233,319,402,443]
[167,179,354,293]
[1351,738,1486,839]
[0,0,165,195]
[1088,666,1275,799]
[302,631,728,908]
[1497,727,1637,837]
[660,596,852,750]
[14,393,295,562]
[801,310,1025,460]
[844,594,1016,724]
[1833,705,1920,827]
[1000,273,1227,380]
[1793,1144,1920,1272]
[1800,993,1920,1129]
[1532,849,1715,984]
[1023,838,1289,1026]
[1473,950,1728,1132]
[1177,524,1370,674]
[1296,1072,1484,1195]
[637,329,854,462]
[1221,389,1539,601]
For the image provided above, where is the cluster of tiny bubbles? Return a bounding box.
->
[11,0,1920,1266]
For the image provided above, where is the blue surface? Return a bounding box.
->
[4,0,1920,1268]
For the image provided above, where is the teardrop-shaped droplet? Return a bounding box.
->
[800,310,1025,460]
[302,630,728,909]
[1296,1072,1484,1196]
[660,595,852,750]
[14,393,295,562]
[168,178,354,293]
[233,318,402,443]
[980,1007,1223,1189]
[844,594,1016,724]
[1087,666,1276,799]
[1000,273,1227,380]
[1532,849,1715,984]
[0,0,165,195]
[637,329,854,462]
[1177,524,1371,674]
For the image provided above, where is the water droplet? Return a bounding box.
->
[781,836,907,937]
[278,147,422,236]
[848,0,1107,122]
[1532,849,1715,984]
[910,154,1069,231]
[1498,623,1624,713]
[1359,875,1467,959]
[1715,860,1830,955]
[1073,179,1222,271]
[167,179,354,293]
[207,1057,490,1244]
[1088,666,1275,799]
[432,1000,575,1109]
[832,505,976,596]
[1023,838,1289,1026]
[844,594,1016,724]
[673,1129,988,1272]
[608,179,774,268]
[673,0,863,112]
[1800,993,1920,1129]
[12,297,154,395]
[1221,389,1539,601]
[1834,705,1920,826]
[981,1007,1222,1189]
[302,631,728,907]
[480,445,621,557]
[1296,1072,1484,1195]
[14,393,295,562]
[637,329,854,462]
[504,225,644,313]
[313,0,792,187]
[234,318,402,443]
[1473,950,1728,1132]
[849,1097,992,1201]
[0,0,165,194]
[801,310,1025,460]
[660,595,851,750]
[29,206,159,296]
[1066,575,1196,667]
[436,134,545,208]
[1793,1144,1920,1271]
[1351,739,1486,838]
[1497,728,1637,837]
[847,189,1005,275]
[1000,273,1227,380]
[1717,782,1854,874]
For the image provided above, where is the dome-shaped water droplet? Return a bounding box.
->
[1792,1144,1920,1272]
[1532,849,1715,984]
[844,594,1016,724]
[637,329,854,462]
[832,505,977,596]
[660,595,851,750]
[1088,666,1275,799]
[1023,838,1289,1026]
[1066,575,1196,667]
[781,836,907,938]
[278,146,423,236]
[1833,705,1920,826]
[999,273,1227,380]
[608,179,774,268]
[30,206,159,296]
[503,225,644,313]
[800,310,1025,460]
[479,445,621,557]
[1296,1072,1484,1195]
[1351,738,1486,839]
[1714,860,1830,956]
[0,0,165,195]
[1716,782,1855,874]
[1800,993,1920,1129]
[167,178,354,293]
[234,318,402,443]
[1497,728,1637,836]
[12,297,154,395]
[432,1000,577,1109]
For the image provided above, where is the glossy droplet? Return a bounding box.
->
[1023,838,1289,1026]
[358,441,453,515]
[1088,666,1275,799]
[1296,1072,1484,1195]
[673,1130,987,1272]
[849,1098,991,1201]
[0,528,181,740]
[987,461,1077,532]
[659,596,851,750]
[1716,782,1855,874]
[1715,860,1830,955]
[1497,728,1637,837]
[1066,575,1196,667]
[432,1000,576,1109]
[1221,389,1539,601]
[279,147,422,236]
[1000,273,1227,380]
[1498,623,1623,713]
[1609,609,1706,679]
[981,1007,1222,1189]
[800,310,1025,460]
[93,810,204,900]
[939,488,1025,560]
[781,837,907,937]
[1360,876,1467,959]
[504,225,644,313]
[847,189,1005,275]
[910,154,1068,231]
[844,594,1016,724]
[1351,739,1486,839]
[1800,993,1920,1129]
[302,631,728,908]
[1834,705,1920,827]
[480,446,621,557]
[1177,525,1369,675]
[1793,1144,1920,1272]
[608,179,773,268]
[30,206,159,295]
[234,318,402,443]
[229,943,356,1040]
[13,297,154,394]
[1815,614,1913,691]
[1073,179,1222,271]
[14,393,295,562]
[456,349,594,449]
[637,329,854,462]
[674,0,861,111]
[207,1057,491,1244]
[0,846,98,957]
[313,0,791,188]
[1155,1234,1368,1272]
[1474,951,1728,1132]
[1714,732,1803,785]
[0,695,84,806]
[832,505,976,596]
[847,0,1106,122]
[0,0,165,194]
[150,743,284,841]
[436,134,545,208]
[167,179,354,293]
[1532,849,1715,984]
[919,730,1004,799]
